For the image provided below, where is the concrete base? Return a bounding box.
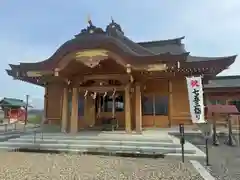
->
[0,130,206,160]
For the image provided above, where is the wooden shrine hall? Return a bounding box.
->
[6,19,237,133]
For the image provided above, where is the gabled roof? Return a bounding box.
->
[139,37,237,63]
[186,55,237,63]
[138,36,184,46]
[138,37,186,55]
[204,75,240,88]
[0,98,27,107]
[138,37,236,76]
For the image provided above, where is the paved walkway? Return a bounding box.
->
[175,133,240,180]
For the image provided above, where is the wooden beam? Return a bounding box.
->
[133,71,220,82]
[57,50,128,72]
[57,52,76,71]
[79,85,125,92]
[83,74,130,83]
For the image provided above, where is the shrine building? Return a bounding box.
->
[6,19,237,133]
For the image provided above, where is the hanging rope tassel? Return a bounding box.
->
[103,92,107,98]
[111,88,116,98]
[84,90,88,99]
[92,92,97,100]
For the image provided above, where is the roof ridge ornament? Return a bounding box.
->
[111,16,114,23]
[87,14,93,26]
[106,17,124,35]
[74,15,105,38]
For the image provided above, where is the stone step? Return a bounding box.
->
[8,138,181,148]
[0,130,24,142]
[0,134,21,142]
[0,142,196,154]
[0,146,204,161]
[0,132,206,160]
[0,146,196,158]
[20,133,173,143]
[0,130,22,135]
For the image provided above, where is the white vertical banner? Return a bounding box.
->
[186,76,205,123]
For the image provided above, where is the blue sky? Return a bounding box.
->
[0,0,240,108]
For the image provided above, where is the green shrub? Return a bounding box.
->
[28,115,42,124]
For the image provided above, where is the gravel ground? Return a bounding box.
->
[175,134,240,180]
[0,152,203,180]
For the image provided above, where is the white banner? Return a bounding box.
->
[186,76,205,123]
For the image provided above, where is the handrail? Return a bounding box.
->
[0,120,40,134]
[0,121,18,132]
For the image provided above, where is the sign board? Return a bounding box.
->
[197,123,213,138]
[186,76,205,123]
[179,124,184,134]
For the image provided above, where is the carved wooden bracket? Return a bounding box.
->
[76,49,108,68]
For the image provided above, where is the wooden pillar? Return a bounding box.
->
[61,87,68,132]
[44,86,48,121]
[112,95,116,118]
[168,79,173,127]
[125,84,132,133]
[89,97,96,127]
[135,83,142,133]
[70,87,79,133]
[84,95,95,127]
[84,95,89,125]
[97,94,101,119]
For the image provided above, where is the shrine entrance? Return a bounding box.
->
[58,54,137,133]
[74,77,130,132]
[92,91,124,130]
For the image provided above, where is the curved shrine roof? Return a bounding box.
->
[7,20,189,71]
[6,19,237,85]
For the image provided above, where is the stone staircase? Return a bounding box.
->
[0,131,206,159]
[0,130,22,142]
